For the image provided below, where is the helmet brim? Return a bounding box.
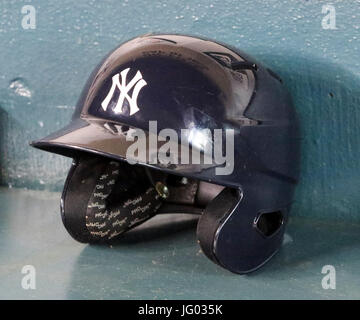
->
[30,117,217,175]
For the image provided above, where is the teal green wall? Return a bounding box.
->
[0,0,359,221]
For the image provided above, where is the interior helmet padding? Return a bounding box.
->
[61,156,162,243]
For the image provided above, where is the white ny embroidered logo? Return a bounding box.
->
[101,68,147,116]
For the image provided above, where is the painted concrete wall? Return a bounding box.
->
[0,0,359,221]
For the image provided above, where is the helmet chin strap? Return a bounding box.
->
[144,167,225,216]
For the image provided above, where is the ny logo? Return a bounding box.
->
[101,68,147,116]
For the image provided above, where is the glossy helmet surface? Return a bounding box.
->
[31,34,300,274]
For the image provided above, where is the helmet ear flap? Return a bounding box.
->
[61,156,163,243]
[196,188,242,267]
[197,185,289,274]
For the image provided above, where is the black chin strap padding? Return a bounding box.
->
[157,203,203,215]
[195,181,225,207]
[153,178,225,215]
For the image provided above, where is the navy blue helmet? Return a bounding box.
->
[31,34,300,274]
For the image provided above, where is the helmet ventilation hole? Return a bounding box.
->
[255,211,284,237]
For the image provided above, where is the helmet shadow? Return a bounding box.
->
[260,51,360,222]
[0,106,6,186]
